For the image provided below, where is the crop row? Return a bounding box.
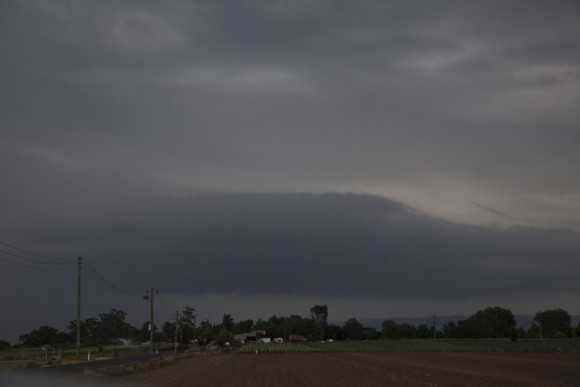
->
[236,343,324,355]
[236,339,580,354]
[305,339,580,353]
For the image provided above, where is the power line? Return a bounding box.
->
[0,240,176,329]
[0,240,75,271]
[83,259,135,296]
[0,247,74,266]
[0,240,72,261]
[0,240,137,296]
[155,292,174,320]
[0,253,74,271]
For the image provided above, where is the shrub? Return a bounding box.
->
[0,340,11,350]
[552,330,568,339]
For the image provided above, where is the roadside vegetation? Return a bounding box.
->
[0,343,165,369]
[2,304,580,370]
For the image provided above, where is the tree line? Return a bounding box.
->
[4,305,580,349]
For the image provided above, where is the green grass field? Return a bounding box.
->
[2,339,578,369]
[237,343,325,354]
[236,339,580,354]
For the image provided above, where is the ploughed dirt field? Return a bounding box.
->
[121,352,580,386]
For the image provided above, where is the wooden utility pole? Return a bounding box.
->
[143,288,157,353]
[192,313,196,344]
[174,311,179,353]
[433,314,437,340]
[76,256,82,359]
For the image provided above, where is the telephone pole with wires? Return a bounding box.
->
[143,288,157,353]
[76,256,82,359]
[433,314,437,340]
[0,240,140,357]
[174,311,180,353]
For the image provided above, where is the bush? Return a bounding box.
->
[510,329,518,342]
[552,330,569,339]
[0,340,11,350]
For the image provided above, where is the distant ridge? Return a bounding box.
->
[358,316,467,330]
[354,315,580,331]
[513,315,580,329]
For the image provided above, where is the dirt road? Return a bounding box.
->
[121,352,580,386]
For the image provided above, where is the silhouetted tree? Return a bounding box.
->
[0,339,10,350]
[198,320,215,344]
[327,324,343,340]
[467,306,516,338]
[343,318,364,340]
[99,309,135,343]
[310,305,329,340]
[19,326,70,347]
[221,314,234,331]
[179,306,197,343]
[68,317,102,346]
[416,324,431,339]
[382,320,398,339]
[234,319,254,334]
[534,309,572,338]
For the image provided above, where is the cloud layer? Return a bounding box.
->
[7,192,580,298]
[1,1,579,341]
[1,0,579,228]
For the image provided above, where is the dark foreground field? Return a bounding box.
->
[122,352,580,386]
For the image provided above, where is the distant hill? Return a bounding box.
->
[357,316,467,330]
[353,315,580,331]
[514,315,580,329]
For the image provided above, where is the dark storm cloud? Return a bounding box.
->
[1,0,578,208]
[12,193,579,300]
[1,0,579,341]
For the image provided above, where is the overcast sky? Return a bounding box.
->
[1,0,579,343]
